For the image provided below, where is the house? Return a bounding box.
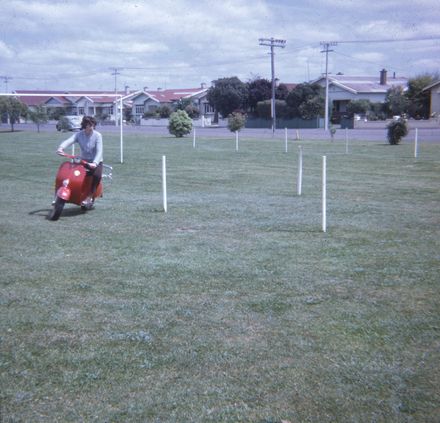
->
[14,90,133,122]
[128,86,212,123]
[14,86,213,124]
[422,80,440,117]
[313,69,408,121]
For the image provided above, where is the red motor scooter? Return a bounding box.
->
[48,153,112,221]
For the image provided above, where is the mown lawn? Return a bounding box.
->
[1,129,439,422]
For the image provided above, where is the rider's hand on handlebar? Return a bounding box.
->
[57,148,64,156]
[88,162,97,169]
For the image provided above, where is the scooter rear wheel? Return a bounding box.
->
[48,197,65,221]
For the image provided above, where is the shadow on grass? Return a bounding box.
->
[29,207,87,220]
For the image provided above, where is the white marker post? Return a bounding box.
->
[322,155,327,233]
[193,127,196,149]
[414,128,418,158]
[345,128,349,154]
[119,97,124,164]
[162,155,167,213]
[296,129,300,140]
[285,127,288,153]
[297,146,303,196]
[235,131,239,151]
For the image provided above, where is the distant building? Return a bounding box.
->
[422,80,440,117]
[313,69,408,121]
[14,86,214,124]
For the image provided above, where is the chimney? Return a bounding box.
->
[143,86,148,91]
[201,82,206,89]
[125,85,129,95]
[380,69,387,85]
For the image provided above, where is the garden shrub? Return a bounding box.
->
[387,118,408,145]
[227,112,246,132]
[168,110,192,137]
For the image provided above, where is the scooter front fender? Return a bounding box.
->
[56,186,71,201]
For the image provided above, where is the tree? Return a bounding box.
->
[384,86,408,117]
[285,83,323,118]
[406,73,438,119]
[0,96,28,131]
[28,105,48,132]
[168,110,192,137]
[345,99,372,118]
[298,97,324,119]
[227,112,246,132]
[246,78,271,115]
[207,77,248,118]
[275,83,289,101]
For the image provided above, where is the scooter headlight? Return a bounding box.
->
[62,179,70,187]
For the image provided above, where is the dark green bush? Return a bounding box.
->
[387,119,408,145]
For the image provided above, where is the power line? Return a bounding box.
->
[326,36,440,44]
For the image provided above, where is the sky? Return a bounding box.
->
[1,0,439,93]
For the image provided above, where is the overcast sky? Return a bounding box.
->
[1,0,439,92]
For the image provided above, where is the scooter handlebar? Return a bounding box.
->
[59,152,88,166]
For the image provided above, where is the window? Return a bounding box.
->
[204,103,214,114]
[78,107,85,115]
[135,105,144,115]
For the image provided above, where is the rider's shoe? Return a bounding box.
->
[81,196,94,209]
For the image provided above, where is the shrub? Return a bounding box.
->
[387,118,408,145]
[157,105,172,118]
[227,112,246,132]
[168,110,192,137]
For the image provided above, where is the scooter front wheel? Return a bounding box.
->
[48,197,65,221]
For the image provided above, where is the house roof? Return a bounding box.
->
[13,90,132,106]
[422,80,440,91]
[313,74,408,94]
[14,88,207,106]
[128,88,208,103]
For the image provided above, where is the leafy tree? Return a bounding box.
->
[384,86,408,117]
[345,99,372,117]
[28,105,48,132]
[207,77,248,118]
[298,96,324,119]
[285,83,323,118]
[184,104,200,119]
[227,112,246,132]
[275,83,289,101]
[246,78,271,114]
[406,74,437,119]
[0,96,28,131]
[387,118,408,145]
[157,105,172,118]
[168,109,192,137]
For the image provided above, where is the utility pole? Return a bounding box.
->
[0,75,13,92]
[320,42,337,131]
[109,67,122,93]
[259,37,286,135]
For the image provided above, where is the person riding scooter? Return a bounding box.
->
[56,115,103,207]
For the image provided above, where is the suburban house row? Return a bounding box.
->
[12,70,440,126]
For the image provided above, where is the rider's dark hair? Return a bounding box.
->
[81,116,97,129]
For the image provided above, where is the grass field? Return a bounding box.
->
[1,129,439,422]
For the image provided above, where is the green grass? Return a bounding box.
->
[1,129,439,422]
